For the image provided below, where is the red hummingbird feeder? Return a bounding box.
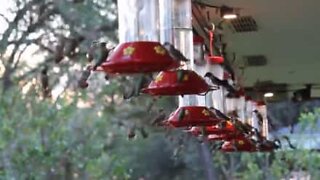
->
[101,41,180,74]
[206,30,224,64]
[186,120,236,136]
[142,70,216,96]
[221,136,257,152]
[163,106,223,127]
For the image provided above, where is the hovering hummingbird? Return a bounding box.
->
[163,42,189,62]
[127,126,136,140]
[78,66,91,89]
[40,66,51,98]
[139,127,148,139]
[64,35,84,58]
[53,35,65,63]
[151,109,167,126]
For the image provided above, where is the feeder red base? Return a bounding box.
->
[163,106,223,128]
[207,56,224,64]
[102,61,179,74]
[187,121,236,136]
[142,84,209,96]
[101,41,180,74]
[142,70,212,96]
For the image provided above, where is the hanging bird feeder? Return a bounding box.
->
[101,41,180,74]
[163,106,223,127]
[205,29,224,64]
[221,136,257,152]
[142,70,217,96]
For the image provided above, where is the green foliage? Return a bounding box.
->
[299,107,320,129]
[211,150,320,180]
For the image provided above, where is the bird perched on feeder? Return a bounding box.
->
[178,108,187,121]
[209,107,230,120]
[163,42,189,62]
[252,109,264,130]
[176,69,186,83]
[204,72,236,94]
[92,42,114,71]
[78,65,92,89]
[123,74,153,100]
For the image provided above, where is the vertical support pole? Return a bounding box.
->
[245,96,254,125]
[160,1,215,179]
[118,0,160,43]
[257,102,269,139]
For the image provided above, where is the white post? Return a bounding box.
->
[118,0,160,42]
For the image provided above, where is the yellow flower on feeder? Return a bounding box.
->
[154,74,163,83]
[123,46,135,56]
[202,109,210,116]
[154,45,166,55]
[238,140,244,145]
[183,75,189,81]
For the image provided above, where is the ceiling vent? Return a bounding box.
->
[243,55,267,67]
[231,16,258,32]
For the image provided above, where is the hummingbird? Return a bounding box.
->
[78,65,91,89]
[92,42,113,71]
[253,109,264,128]
[204,72,236,94]
[127,126,136,140]
[163,42,189,62]
[53,35,65,63]
[123,74,152,100]
[151,109,167,126]
[86,44,95,63]
[139,127,148,139]
[64,35,84,58]
[178,108,187,121]
[209,107,230,120]
[40,66,51,98]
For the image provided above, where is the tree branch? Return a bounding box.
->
[0,0,42,52]
[0,13,10,24]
